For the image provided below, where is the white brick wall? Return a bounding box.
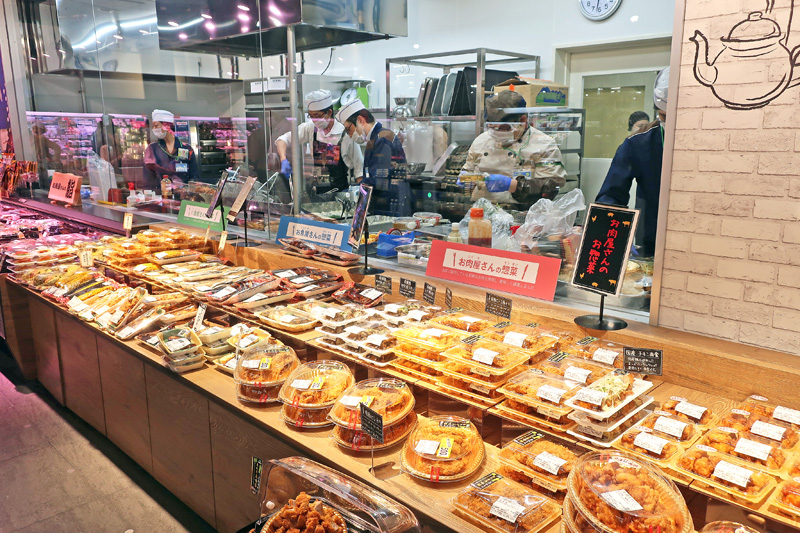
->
[658,0,800,355]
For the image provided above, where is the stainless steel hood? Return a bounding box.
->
[154,0,407,57]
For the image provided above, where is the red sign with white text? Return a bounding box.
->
[426,241,561,301]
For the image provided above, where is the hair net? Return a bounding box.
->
[654,67,669,111]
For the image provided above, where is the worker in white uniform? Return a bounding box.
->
[276,89,364,194]
[461,90,566,206]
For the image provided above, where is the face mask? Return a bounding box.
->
[489,128,515,143]
[152,127,167,140]
[309,117,331,130]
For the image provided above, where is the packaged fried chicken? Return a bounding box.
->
[394,324,467,362]
[739,395,800,430]
[659,396,715,427]
[637,410,701,444]
[567,372,641,414]
[261,491,347,533]
[485,323,560,357]
[536,355,613,386]
[697,427,790,476]
[279,360,355,409]
[770,479,800,520]
[235,345,299,404]
[401,415,484,482]
[452,473,560,533]
[440,338,529,380]
[436,373,506,402]
[676,445,776,503]
[331,411,417,452]
[718,408,799,449]
[332,283,384,307]
[564,337,626,369]
[498,430,580,492]
[430,311,492,333]
[329,378,415,429]
[500,369,582,419]
[615,426,682,465]
[567,398,652,447]
[569,451,693,533]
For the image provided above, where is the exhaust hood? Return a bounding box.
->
[154,0,408,57]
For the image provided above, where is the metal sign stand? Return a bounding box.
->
[574,294,628,331]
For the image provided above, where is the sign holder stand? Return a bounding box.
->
[232,201,260,248]
[349,219,384,276]
[574,294,627,331]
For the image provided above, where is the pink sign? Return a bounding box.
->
[425,241,561,301]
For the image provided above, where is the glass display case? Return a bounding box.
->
[26,112,103,185]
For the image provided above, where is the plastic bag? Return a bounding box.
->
[458,198,520,252]
[86,150,117,201]
[514,188,585,251]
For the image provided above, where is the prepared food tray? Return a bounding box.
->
[166,353,205,374]
[659,396,716,427]
[536,355,613,386]
[498,430,580,493]
[484,323,559,357]
[437,368,509,395]
[499,369,582,420]
[435,376,505,405]
[135,331,163,352]
[637,410,702,444]
[401,415,484,483]
[563,336,626,369]
[115,307,165,340]
[277,238,317,255]
[145,249,202,265]
[234,345,299,404]
[696,426,791,476]
[718,408,800,449]
[157,327,202,358]
[226,326,273,351]
[214,353,238,374]
[675,444,776,504]
[111,241,147,258]
[569,451,693,533]
[260,491,347,533]
[208,276,281,305]
[452,472,560,533]
[615,426,683,466]
[196,323,232,344]
[439,338,529,379]
[256,306,318,332]
[430,311,492,333]
[740,395,800,430]
[332,411,416,451]
[142,292,187,307]
[204,337,236,356]
[160,303,200,325]
[567,402,651,448]
[290,301,365,332]
[390,358,441,382]
[294,280,344,298]
[131,262,161,274]
[280,404,335,428]
[329,378,414,429]
[565,372,643,415]
[282,269,340,289]
[233,288,296,309]
[340,322,393,345]
[394,325,467,361]
[768,478,800,520]
[331,283,384,308]
[377,300,427,324]
[279,360,355,409]
[271,266,320,279]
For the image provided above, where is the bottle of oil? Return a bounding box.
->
[468,208,492,248]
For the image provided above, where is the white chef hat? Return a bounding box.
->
[336,99,366,124]
[304,89,334,112]
[654,67,670,111]
[152,109,175,124]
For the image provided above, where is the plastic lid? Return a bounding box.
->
[569,451,692,533]
[501,368,582,408]
[451,223,460,232]
[234,344,299,386]
[536,355,613,385]
[470,208,484,218]
[441,338,529,375]
[402,415,484,481]
[279,360,355,408]
[500,430,578,480]
[700,522,762,533]
[394,324,467,352]
[329,378,414,429]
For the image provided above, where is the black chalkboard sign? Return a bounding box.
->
[250,456,263,494]
[375,275,392,295]
[360,403,384,444]
[423,283,437,305]
[485,292,512,319]
[445,287,453,309]
[399,278,416,298]
[624,347,663,376]
[571,204,639,297]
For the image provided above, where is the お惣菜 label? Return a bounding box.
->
[633,431,669,455]
[734,438,772,462]
[751,420,786,442]
[713,460,752,488]
[600,490,643,512]
[774,406,800,425]
[533,451,567,476]
[472,348,498,365]
[536,385,567,404]
[575,387,606,406]
[675,401,707,421]
[490,497,525,523]
[653,416,688,439]
[592,348,619,366]
[503,331,528,348]
[564,366,593,384]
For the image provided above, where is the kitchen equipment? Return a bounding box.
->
[392,97,417,118]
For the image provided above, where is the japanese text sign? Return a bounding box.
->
[426,241,561,301]
[360,403,384,444]
[623,347,663,376]
[571,204,639,297]
[178,200,229,232]
[485,293,512,319]
[375,275,392,295]
[276,216,351,251]
[423,283,437,305]
[399,278,417,298]
[48,172,82,206]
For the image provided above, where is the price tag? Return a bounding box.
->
[244,293,268,303]
[345,326,366,336]
[600,490,643,512]
[713,460,752,488]
[242,359,261,369]
[67,297,83,308]
[299,284,320,293]
[675,400,707,421]
[489,497,525,523]
[366,334,387,347]
[279,314,299,323]
[340,396,363,407]
[564,366,593,384]
[310,376,325,390]
[399,278,416,298]
[275,270,297,279]
[360,403,384,444]
[503,331,528,348]
[407,309,428,321]
[239,334,260,348]
[383,303,402,314]
[212,286,237,299]
[653,416,688,439]
[774,406,800,426]
[225,357,239,369]
[118,326,135,338]
[165,338,192,352]
[533,451,568,476]
[258,357,272,370]
[192,303,207,330]
[592,348,619,366]
[485,292,512,319]
[422,328,447,338]
[78,249,94,267]
[414,439,440,456]
[633,431,669,455]
[537,384,567,404]
[123,212,133,230]
[436,437,453,458]
[472,348,498,365]
[292,276,314,284]
[575,387,606,406]
[218,231,228,252]
[204,224,211,244]
[751,420,786,442]
[460,315,481,323]
[423,283,437,305]
[734,438,772,461]
[291,379,312,390]
[360,288,382,300]
[445,286,453,309]
[375,275,392,294]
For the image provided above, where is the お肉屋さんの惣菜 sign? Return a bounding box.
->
[276,216,351,251]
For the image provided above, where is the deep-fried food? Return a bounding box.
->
[698,428,786,471]
[264,492,346,533]
[677,447,771,496]
[618,427,681,461]
[659,397,713,425]
[403,416,483,480]
[573,373,635,411]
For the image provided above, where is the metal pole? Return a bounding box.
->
[385,59,391,119]
[475,48,486,137]
[286,25,303,215]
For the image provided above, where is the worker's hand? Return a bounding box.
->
[485,174,512,192]
[280,159,292,176]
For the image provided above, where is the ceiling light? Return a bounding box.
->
[205,22,215,30]
[413,43,420,49]
[269,16,282,26]
[238,13,250,22]
[113,35,123,40]
[30,57,36,61]
[269,5,282,16]
[337,57,343,61]
[178,33,188,40]
[201,13,212,19]
[630,15,639,22]
[168,21,179,27]
[237,4,250,11]
[317,59,323,64]
[42,53,50,57]
[139,29,148,34]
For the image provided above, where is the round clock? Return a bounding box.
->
[578,0,622,21]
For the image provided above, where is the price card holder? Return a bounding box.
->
[192,303,208,331]
[123,212,133,236]
[623,347,663,376]
[358,402,398,480]
[78,249,94,268]
[250,456,263,494]
[375,275,392,295]
[445,287,453,309]
[423,283,436,305]
[399,278,416,298]
[218,231,228,255]
[485,292,512,319]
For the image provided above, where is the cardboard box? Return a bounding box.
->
[493,78,568,107]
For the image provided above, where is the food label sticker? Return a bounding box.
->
[633,432,669,455]
[537,384,567,404]
[323,308,339,318]
[422,328,447,338]
[533,451,568,476]
[734,438,772,461]
[592,348,619,365]
[239,334,260,348]
[600,490,643,512]
[439,420,471,429]
[472,347,498,365]
[360,288,382,300]
[94,305,110,317]
[258,357,271,370]
[414,439,440,456]
[244,293,267,303]
[359,395,374,408]
[299,284,320,293]
[53,288,67,297]
[72,303,89,313]
[118,326,135,338]
[366,334,388,346]
[218,231,227,251]
[279,314,300,323]
[564,366,593,384]
[653,416,688,439]
[774,406,800,426]
[242,359,261,369]
[675,401,707,421]
[145,336,160,346]
[123,212,133,230]
[489,496,526,524]
[225,358,238,369]
[436,437,453,458]
[503,331,528,348]
[407,309,428,321]
[460,316,481,323]
[751,420,786,442]
[67,297,83,308]
[340,395,362,407]
[471,472,504,490]
[470,382,492,395]
[291,379,312,390]
[310,376,325,390]
[275,270,297,278]
[212,286,237,299]
[345,326,366,335]
[78,249,94,267]
[575,387,606,406]
[291,276,314,284]
[513,431,544,446]
[384,303,402,313]
[732,409,750,416]
[155,251,170,259]
[713,460,752,488]
[165,338,192,352]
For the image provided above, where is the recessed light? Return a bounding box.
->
[113,35,123,40]
[139,29,148,34]
[237,4,250,11]
[630,15,639,22]
[201,13,212,19]
[413,43,420,49]
[337,57,343,61]
[241,26,249,33]
[178,33,188,40]
[167,21,179,27]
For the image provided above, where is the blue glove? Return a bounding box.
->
[280,159,292,176]
[485,174,512,192]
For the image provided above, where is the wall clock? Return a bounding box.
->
[579,0,622,21]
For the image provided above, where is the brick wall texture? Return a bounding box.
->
[661,1,800,354]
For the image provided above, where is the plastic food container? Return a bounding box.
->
[536,355,613,386]
[435,376,505,406]
[452,473,560,533]
[637,410,702,444]
[166,353,205,374]
[659,396,716,427]
[739,394,800,430]
[718,408,800,449]
[567,400,651,448]
[565,374,652,419]
[256,306,318,333]
[675,444,777,504]
[498,430,580,493]
[331,411,417,451]
[142,292,188,308]
[394,324,467,362]
[615,426,683,466]
[768,479,800,520]
[390,358,441,382]
[279,360,355,410]
[234,344,299,404]
[400,415,484,483]
[203,338,235,356]
[568,451,693,533]
[377,301,426,323]
[115,307,165,340]
[499,369,582,422]
[196,324,232,345]
[439,338,529,382]
[332,283,385,308]
[329,378,414,429]
[696,426,791,476]
[282,269,339,289]
[340,322,394,346]
[562,337,626,369]
[413,212,442,225]
[430,311,492,333]
[157,327,202,358]
[395,243,431,267]
[280,404,336,428]
[226,327,272,352]
[147,249,202,265]
[111,241,147,258]
[290,301,366,334]
[700,522,762,533]
[484,323,560,355]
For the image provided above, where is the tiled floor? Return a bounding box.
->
[0,347,217,533]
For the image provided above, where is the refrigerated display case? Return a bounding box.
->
[26,112,103,184]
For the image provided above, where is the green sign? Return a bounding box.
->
[177,200,230,232]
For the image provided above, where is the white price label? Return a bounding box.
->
[489,496,526,523]
[460,316,481,323]
[340,395,363,407]
[713,460,753,488]
[218,231,228,252]
[244,293,267,303]
[299,284,320,293]
[212,286,237,299]
[600,490,643,512]
[564,366,593,384]
[225,357,238,369]
[536,384,567,404]
[279,314,300,323]
[751,420,786,442]
[774,406,800,425]
[291,276,314,284]
[592,348,619,365]
[653,416,688,439]
[384,303,402,313]
[242,359,261,369]
[67,297,83,308]
[533,451,568,476]
[734,438,772,462]
[72,302,89,314]
[154,251,170,259]
[472,347,499,365]
[360,288,382,300]
[239,334,260,348]
[414,439,441,456]
[165,338,192,352]
[575,387,606,406]
[118,326,135,338]
[94,305,110,317]
[291,379,312,390]
[275,270,297,278]
[202,326,222,335]
[366,334,388,347]
[52,288,67,298]
[407,309,428,321]
[633,431,669,455]
[503,331,528,348]
[78,249,94,267]
[192,304,207,331]
[123,212,133,230]
[345,326,366,336]
[422,328,447,338]
[675,401,707,421]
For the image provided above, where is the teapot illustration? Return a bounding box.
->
[691,11,800,109]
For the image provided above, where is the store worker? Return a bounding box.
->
[276,90,364,195]
[596,67,669,257]
[627,111,651,137]
[461,90,566,206]
[143,109,199,191]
